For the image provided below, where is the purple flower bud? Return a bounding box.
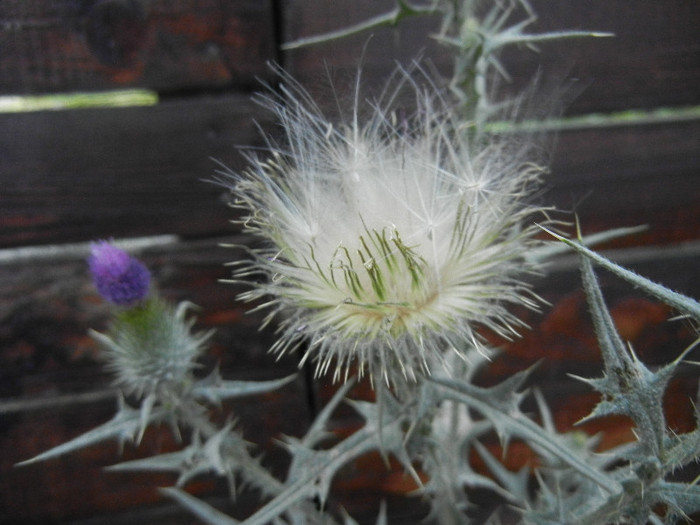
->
[88,241,151,305]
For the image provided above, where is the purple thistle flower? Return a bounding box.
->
[88,241,151,305]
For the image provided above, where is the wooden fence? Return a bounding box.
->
[1,1,699,523]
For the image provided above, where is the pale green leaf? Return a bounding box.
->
[193,374,296,403]
[161,487,241,525]
[17,400,166,466]
[429,375,618,494]
[543,227,700,321]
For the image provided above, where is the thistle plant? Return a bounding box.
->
[19,241,298,512]
[17,2,700,525]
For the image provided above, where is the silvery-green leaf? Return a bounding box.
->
[473,441,530,503]
[107,448,195,474]
[430,373,618,494]
[193,374,296,404]
[527,225,646,264]
[576,254,693,458]
[649,481,700,519]
[241,401,404,525]
[161,487,241,525]
[543,226,700,321]
[17,396,166,466]
[281,0,436,50]
[663,428,700,473]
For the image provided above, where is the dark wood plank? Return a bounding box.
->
[282,0,445,106]
[283,0,700,115]
[527,0,700,114]
[0,94,273,247]
[0,0,276,95]
[545,118,700,246]
[2,102,696,249]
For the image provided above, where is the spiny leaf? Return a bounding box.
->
[281,0,436,50]
[650,481,700,519]
[112,447,223,491]
[526,225,647,264]
[242,391,407,525]
[578,255,671,457]
[244,425,399,525]
[474,441,531,503]
[490,29,613,48]
[578,252,630,371]
[193,373,296,404]
[429,374,618,494]
[17,398,166,466]
[109,423,249,489]
[429,365,533,448]
[161,487,241,525]
[303,378,356,447]
[543,226,700,321]
[663,428,700,473]
[348,394,422,487]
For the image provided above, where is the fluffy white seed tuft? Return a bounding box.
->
[223,69,550,386]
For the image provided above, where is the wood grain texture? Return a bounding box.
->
[0,0,276,94]
[545,119,700,245]
[2,108,697,249]
[0,94,273,247]
[283,0,700,115]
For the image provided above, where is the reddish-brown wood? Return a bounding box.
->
[0,0,276,95]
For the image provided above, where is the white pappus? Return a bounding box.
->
[221,67,552,386]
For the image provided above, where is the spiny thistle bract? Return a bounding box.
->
[223,70,550,386]
[91,299,212,398]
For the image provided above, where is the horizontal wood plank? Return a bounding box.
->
[545,118,700,245]
[0,0,276,95]
[283,0,700,115]
[2,102,697,248]
[0,94,274,247]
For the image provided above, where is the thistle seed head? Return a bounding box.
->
[223,70,549,386]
